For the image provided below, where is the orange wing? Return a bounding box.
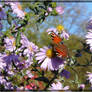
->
[50,32,68,58]
[54,43,68,58]
[50,32,62,44]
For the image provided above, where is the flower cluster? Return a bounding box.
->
[0,2,72,91]
[1,0,92,91]
[6,1,26,19]
[46,6,64,16]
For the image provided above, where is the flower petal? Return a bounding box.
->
[36,55,46,61]
[35,52,45,56]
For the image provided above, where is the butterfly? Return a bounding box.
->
[49,32,68,58]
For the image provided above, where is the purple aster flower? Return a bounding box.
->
[46,26,69,40]
[0,21,2,31]
[56,6,64,15]
[21,33,38,55]
[2,54,20,66]
[20,33,29,47]
[35,46,65,71]
[85,30,92,52]
[0,76,15,90]
[8,70,15,76]
[45,12,48,16]
[6,1,26,19]
[21,34,38,68]
[4,35,26,54]
[60,69,70,79]
[0,54,7,71]
[15,61,25,70]
[0,4,6,20]
[1,53,28,76]
[87,18,92,29]
[0,76,6,84]
[60,31,69,40]
[4,36,16,52]
[78,84,85,90]
[26,70,33,78]
[46,28,58,35]
[24,56,33,68]
[1,54,26,72]
[4,82,14,90]
[49,81,69,90]
[86,72,92,86]
[17,86,24,90]
[47,7,53,12]
[0,61,6,71]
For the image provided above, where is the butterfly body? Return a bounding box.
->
[50,32,68,58]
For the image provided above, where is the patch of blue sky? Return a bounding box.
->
[1,2,92,36]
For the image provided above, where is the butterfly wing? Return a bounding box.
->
[50,32,68,58]
[54,43,68,58]
[50,32,62,44]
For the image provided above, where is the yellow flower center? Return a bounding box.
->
[17,3,22,10]
[46,49,53,58]
[17,3,26,16]
[56,25,64,33]
[9,36,14,39]
[29,46,33,52]
[13,41,16,46]
[9,36,16,46]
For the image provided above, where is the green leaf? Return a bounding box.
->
[7,14,12,25]
[16,31,21,48]
[50,2,56,8]
[51,9,58,16]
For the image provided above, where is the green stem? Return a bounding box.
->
[44,71,58,90]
